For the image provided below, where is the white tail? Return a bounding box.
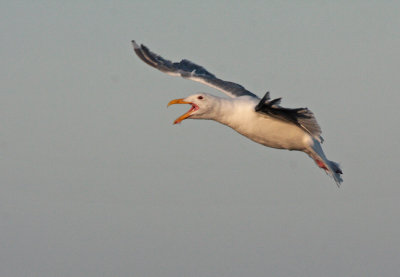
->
[306,139,343,187]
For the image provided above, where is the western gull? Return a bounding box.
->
[131,40,343,186]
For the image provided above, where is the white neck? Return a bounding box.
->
[209,97,257,131]
[207,98,234,123]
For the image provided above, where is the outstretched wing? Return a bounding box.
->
[132,40,258,98]
[255,92,323,142]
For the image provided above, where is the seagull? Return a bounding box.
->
[131,40,343,186]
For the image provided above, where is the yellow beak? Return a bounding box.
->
[167,98,196,124]
[167,98,191,107]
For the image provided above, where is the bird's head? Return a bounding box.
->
[167,93,219,124]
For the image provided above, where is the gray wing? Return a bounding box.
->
[255,92,323,142]
[132,40,258,98]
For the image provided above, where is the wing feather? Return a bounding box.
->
[255,92,324,142]
[132,40,257,98]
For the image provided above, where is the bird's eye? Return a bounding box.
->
[198,96,203,100]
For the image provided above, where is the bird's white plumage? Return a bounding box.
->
[132,41,343,186]
[186,95,310,150]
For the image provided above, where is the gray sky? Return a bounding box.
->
[1,1,400,276]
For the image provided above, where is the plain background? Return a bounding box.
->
[1,1,399,276]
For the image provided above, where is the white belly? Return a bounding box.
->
[236,116,309,150]
[217,101,310,150]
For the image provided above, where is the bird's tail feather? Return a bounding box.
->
[307,140,343,187]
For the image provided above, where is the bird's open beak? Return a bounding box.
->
[167,98,199,124]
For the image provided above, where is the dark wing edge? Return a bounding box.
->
[255,92,324,142]
[131,40,258,98]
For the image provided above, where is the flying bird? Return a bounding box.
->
[131,40,343,186]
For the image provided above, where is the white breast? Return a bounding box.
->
[214,97,311,150]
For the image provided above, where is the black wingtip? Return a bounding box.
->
[131,40,140,49]
[262,91,270,102]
